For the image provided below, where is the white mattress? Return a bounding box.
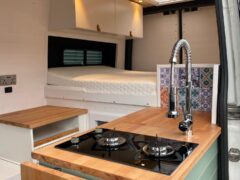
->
[47,66,157,96]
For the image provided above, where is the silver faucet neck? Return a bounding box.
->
[167,39,193,136]
[170,39,192,65]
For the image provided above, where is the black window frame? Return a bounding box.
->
[48,36,116,68]
[63,49,103,66]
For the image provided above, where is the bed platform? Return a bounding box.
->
[46,66,157,128]
[46,66,157,106]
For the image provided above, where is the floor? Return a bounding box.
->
[0,159,20,180]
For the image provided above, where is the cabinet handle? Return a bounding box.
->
[97,24,101,32]
[129,31,133,37]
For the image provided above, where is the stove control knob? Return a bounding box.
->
[71,137,79,145]
[95,128,103,134]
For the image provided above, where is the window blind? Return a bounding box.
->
[86,50,103,65]
[63,49,84,65]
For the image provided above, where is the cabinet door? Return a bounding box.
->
[131,2,143,38]
[75,0,115,33]
[116,0,143,38]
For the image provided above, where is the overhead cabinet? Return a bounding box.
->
[49,0,143,38]
[116,0,143,38]
[74,0,115,34]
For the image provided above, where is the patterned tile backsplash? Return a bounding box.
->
[159,66,214,112]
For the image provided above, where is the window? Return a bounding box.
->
[63,49,103,66]
[86,50,102,65]
[48,36,116,68]
[63,49,84,65]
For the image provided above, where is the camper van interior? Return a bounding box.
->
[0,0,239,180]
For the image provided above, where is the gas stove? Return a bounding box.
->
[56,128,198,176]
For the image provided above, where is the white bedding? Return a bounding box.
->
[47,66,157,96]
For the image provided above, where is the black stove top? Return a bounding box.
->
[56,128,198,176]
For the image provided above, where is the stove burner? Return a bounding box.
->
[142,143,175,158]
[71,137,79,144]
[56,128,198,176]
[97,132,126,147]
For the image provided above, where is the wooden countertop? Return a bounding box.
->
[0,106,88,129]
[32,108,221,180]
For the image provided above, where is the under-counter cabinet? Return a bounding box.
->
[0,105,88,163]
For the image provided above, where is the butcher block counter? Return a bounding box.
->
[31,108,221,180]
[0,106,89,163]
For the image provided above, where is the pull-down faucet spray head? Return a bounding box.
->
[167,39,193,136]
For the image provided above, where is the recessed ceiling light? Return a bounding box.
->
[138,0,143,3]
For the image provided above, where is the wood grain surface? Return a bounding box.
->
[0,106,88,128]
[34,128,79,147]
[32,107,221,180]
[21,162,84,180]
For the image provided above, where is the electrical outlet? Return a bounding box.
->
[0,75,16,86]
[5,87,13,93]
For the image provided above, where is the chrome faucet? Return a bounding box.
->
[167,39,193,136]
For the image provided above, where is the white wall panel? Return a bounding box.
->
[0,0,126,115]
[0,0,49,114]
[182,6,220,64]
[132,6,220,72]
[132,13,179,71]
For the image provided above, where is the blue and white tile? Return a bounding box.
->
[191,88,201,111]
[191,67,200,88]
[200,88,212,111]
[178,68,186,87]
[160,68,178,87]
[177,87,186,108]
[160,68,170,87]
[178,67,200,88]
[200,68,213,88]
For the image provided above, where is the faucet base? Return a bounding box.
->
[168,111,179,118]
[185,130,193,137]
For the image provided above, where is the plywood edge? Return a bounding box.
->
[21,162,85,180]
[31,152,135,180]
[0,106,88,129]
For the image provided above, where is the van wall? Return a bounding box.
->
[0,0,126,114]
[0,0,49,114]
[132,5,220,71]
[132,12,179,71]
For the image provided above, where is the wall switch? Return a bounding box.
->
[0,75,16,86]
[5,87,13,93]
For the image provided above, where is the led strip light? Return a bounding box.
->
[146,0,193,6]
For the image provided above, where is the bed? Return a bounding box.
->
[46,66,157,107]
